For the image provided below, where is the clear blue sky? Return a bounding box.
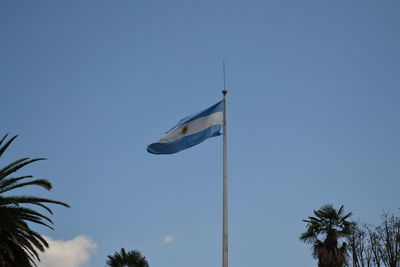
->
[1,1,400,266]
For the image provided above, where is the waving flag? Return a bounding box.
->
[147,100,223,154]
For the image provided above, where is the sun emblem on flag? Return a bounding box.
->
[181,126,189,135]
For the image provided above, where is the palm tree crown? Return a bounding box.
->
[0,134,69,266]
[106,248,149,267]
[300,204,356,267]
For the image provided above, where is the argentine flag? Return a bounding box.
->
[147,100,224,154]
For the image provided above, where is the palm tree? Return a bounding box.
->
[106,248,149,267]
[0,134,69,267]
[300,204,356,267]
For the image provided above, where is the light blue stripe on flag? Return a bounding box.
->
[147,100,224,154]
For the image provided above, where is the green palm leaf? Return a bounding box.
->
[300,204,355,267]
[106,248,150,267]
[0,134,69,266]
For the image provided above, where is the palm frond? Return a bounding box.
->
[0,158,30,178]
[300,204,354,267]
[0,178,52,194]
[0,158,47,180]
[0,134,69,266]
[0,134,17,158]
[106,248,149,267]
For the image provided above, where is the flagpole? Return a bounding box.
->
[222,62,228,267]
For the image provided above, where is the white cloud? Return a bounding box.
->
[36,235,97,267]
[162,235,174,244]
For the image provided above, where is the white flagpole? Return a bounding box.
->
[222,62,228,267]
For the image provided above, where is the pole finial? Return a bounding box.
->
[222,89,228,95]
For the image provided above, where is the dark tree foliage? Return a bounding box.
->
[347,222,375,267]
[0,134,69,266]
[106,248,150,267]
[347,211,400,267]
[300,204,356,267]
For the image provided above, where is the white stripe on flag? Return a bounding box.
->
[158,111,223,143]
